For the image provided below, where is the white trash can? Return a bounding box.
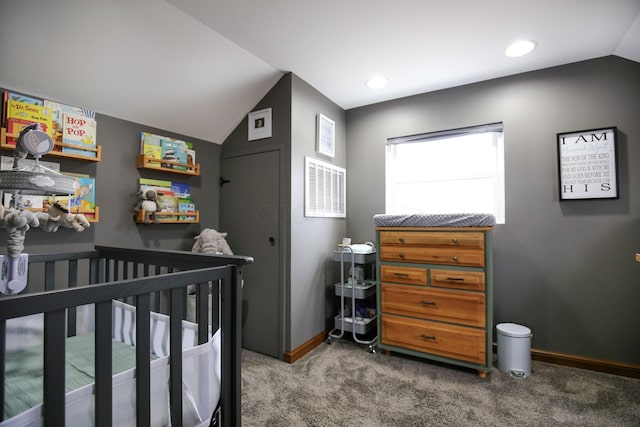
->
[496,323,532,378]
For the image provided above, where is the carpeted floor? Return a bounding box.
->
[241,339,640,426]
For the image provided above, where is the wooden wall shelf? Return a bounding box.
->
[136,154,200,176]
[1,128,101,162]
[26,206,99,223]
[135,209,199,224]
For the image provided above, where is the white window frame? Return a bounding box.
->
[385,122,505,224]
[304,156,346,218]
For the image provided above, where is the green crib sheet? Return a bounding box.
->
[4,333,150,420]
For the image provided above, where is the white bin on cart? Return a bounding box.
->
[496,323,532,378]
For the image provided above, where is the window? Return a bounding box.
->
[305,156,346,218]
[386,123,505,223]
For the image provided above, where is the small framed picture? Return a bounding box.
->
[316,113,335,158]
[248,108,272,141]
[557,126,618,200]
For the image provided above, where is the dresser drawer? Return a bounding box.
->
[381,284,485,327]
[380,246,485,267]
[380,265,427,285]
[381,314,486,365]
[430,269,485,291]
[380,231,484,249]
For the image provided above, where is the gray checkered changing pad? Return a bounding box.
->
[373,213,496,227]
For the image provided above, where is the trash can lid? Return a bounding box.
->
[497,323,531,337]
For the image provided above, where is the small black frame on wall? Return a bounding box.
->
[557,126,619,200]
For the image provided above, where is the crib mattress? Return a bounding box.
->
[373,213,496,228]
[4,333,145,420]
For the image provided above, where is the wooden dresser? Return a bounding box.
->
[376,226,493,377]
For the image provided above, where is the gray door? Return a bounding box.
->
[220,150,281,358]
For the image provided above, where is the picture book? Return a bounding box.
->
[44,100,95,143]
[160,139,189,170]
[71,177,95,212]
[156,190,178,221]
[5,99,54,144]
[2,91,43,129]
[171,182,191,198]
[62,112,97,157]
[178,199,196,221]
[139,178,172,193]
[140,132,163,159]
[3,193,44,210]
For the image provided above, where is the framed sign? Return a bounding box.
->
[557,126,618,200]
[316,113,335,158]
[248,108,272,141]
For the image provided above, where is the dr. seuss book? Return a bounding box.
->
[44,100,95,143]
[2,91,43,129]
[62,112,97,157]
[5,99,53,145]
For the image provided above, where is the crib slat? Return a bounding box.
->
[67,259,79,337]
[95,300,113,427]
[43,310,66,425]
[196,282,208,344]
[169,287,184,427]
[220,266,242,427]
[136,294,151,426]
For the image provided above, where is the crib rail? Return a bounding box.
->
[0,246,252,427]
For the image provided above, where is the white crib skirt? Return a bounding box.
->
[1,302,221,427]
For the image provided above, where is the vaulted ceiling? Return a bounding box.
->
[1,0,639,144]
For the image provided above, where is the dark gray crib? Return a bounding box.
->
[0,246,252,427]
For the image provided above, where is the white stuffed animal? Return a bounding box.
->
[192,228,233,255]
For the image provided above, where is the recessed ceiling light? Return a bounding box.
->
[366,75,389,89]
[505,40,538,58]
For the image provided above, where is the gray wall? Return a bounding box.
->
[1,86,221,255]
[221,73,347,352]
[345,56,640,364]
[290,74,346,349]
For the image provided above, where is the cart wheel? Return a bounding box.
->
[327,337,332,344]
[368,345,376,353]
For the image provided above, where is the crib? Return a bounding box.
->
[0,246,252,427]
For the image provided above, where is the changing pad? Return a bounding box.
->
[373,213,496,228]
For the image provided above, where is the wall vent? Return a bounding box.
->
[304,156,346,218]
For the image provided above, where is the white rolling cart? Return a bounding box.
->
[327,243,378,352]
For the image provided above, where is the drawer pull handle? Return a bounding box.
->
[393,272,410,277]
[420,300,436,306]
[399,253,405,258]
[451,238,458,244]
[452,256,459,261]
[398,237,405,243]
[420,334,436,341]
[446,277,464,281]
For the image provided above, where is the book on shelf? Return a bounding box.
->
[3,193,44,210]
[5,99,54,144]
[171,182,191,198]
[2,91,44,129]
[160,139,189,170]
[62,112,97,157]
[44,100,95,143]
[140,132,163,159]
[156,190,178,221]
[72,177,95,212]
[178,198,196,221]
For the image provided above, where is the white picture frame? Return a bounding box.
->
[248,108,272,141]
[316,113,335,158]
